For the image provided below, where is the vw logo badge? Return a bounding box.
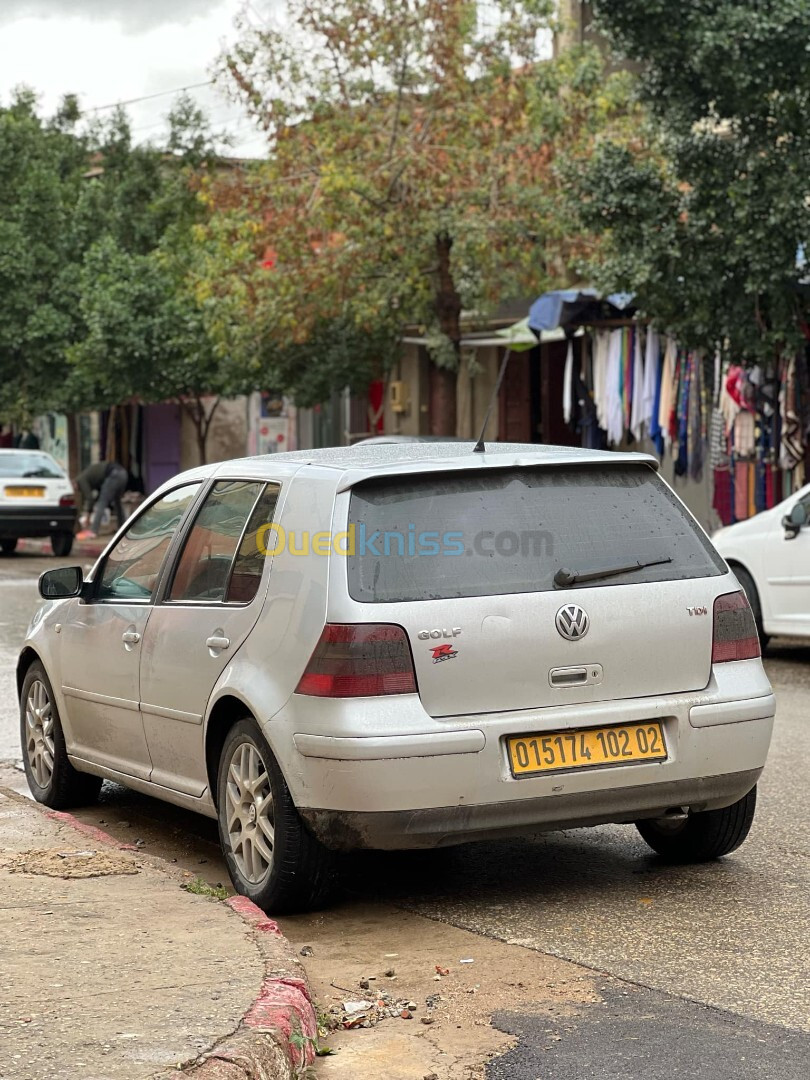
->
[556,604,590,641]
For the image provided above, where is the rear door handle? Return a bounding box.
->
[122,630,141,645]
[206,635,231,651]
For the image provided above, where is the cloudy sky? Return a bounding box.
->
[0,0,270,157]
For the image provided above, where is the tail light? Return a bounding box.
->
[296,623,418,698]
[712,591,760,663]
[59,495,75,507]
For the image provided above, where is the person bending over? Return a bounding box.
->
[75,461,128,539]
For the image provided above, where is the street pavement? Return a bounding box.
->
[1,548,808,1077]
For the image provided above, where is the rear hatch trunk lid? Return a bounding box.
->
[343,462,727,718]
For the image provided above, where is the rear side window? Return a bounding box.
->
[169,480,268,604]
[347,465,725,603]
[227,484,280,603]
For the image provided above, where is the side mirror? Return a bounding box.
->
[789,503,807,528]
[782,502,807,538]
[39,566,83,599]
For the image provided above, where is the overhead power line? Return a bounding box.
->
[84,79,216,115]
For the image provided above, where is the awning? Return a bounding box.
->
[401,318,580,350]
[528,289,636,333]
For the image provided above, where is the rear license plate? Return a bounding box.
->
[4,487,45,497]
[506,721,667,777]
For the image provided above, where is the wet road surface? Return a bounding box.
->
[1,549,808,1076]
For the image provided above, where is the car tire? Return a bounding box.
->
[733,565,769,651]
[636,785,757,862]
[0,538,18,555]
[20,661,103,809]
[216,718,337,914]
[51,532,74,558]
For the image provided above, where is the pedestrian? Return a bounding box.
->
[0,424,12,449]
[18,428,40,450]
[74,461,129,540]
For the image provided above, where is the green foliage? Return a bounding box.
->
[67,101,251,422]
[254,317,400,409]
[0,87,249,449]
[579,1,810,358]
[0,90,88,423]
[68,237,221,408]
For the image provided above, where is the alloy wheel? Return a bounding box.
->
[25,680,55,789]
[224,740,275,885]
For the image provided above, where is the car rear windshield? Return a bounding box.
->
[346,464,726,603]
[0,452,64,479]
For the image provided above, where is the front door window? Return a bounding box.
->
[97,483,201,601]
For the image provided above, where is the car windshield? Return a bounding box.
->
[0,452,64,479]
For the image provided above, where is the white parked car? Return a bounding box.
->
[713,485,810,647]
[0,450,76,556]
[18,444,774,912]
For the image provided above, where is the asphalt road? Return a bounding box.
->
[1,548,808,1077]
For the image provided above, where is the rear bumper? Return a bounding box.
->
[299,768,763,851]
[0,506,76,538]
[263,659,775,852]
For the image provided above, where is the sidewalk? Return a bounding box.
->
[0,788,317,1080]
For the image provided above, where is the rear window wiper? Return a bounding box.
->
[554,556,673,588]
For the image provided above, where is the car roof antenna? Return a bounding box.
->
[472,347,512,453]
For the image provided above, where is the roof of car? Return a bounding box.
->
[210,441,658,481]
[152,441,660,502]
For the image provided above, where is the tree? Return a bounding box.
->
[68,99,247,463]
[209,0,635,432]
[69,237,249,464]
[577,1,810,359]
[0,90,88,424]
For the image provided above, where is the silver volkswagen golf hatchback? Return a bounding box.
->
[19,443,775,912]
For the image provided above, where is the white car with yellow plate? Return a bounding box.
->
[0,450,76,556]
[18,443,774,912]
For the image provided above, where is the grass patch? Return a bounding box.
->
[181,876,229,900]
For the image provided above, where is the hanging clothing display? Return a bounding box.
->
[630,330,645,440]
[562,339,574,425]
[565,325,810,527]
[780,356,804,471]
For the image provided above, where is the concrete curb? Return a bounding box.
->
[184,896,319,1078]
[38,804,317,1079]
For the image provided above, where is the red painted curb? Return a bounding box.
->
[43,809,139,851]
[226,894,283,935]
[225,894,318,1069]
